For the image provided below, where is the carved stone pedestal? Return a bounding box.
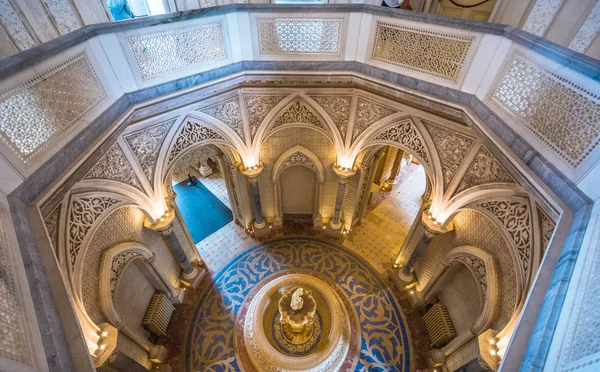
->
[324,222,343,238]
[149,344,168,363]
[252,223,271,238]
[179,261,207,289]
[199,162,213,177]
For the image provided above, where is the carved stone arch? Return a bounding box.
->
[271,145,325,183]
[439,190,533,309]
[422,246,499,361]
[253,94,343,155]
[270,146,326,228]
[99,242,171,359]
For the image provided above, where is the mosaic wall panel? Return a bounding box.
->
[491,52,600,168]
[522,0,564,37]
[257,17,343,55]
[371,22,474,82]
[84,143,144,192]
[244,94,288,140]
[353,97,397,141]
[259,127,337,219]
[42,0,81,35]
[199,97,245,141]
[81,206,180,326]
[568,0,600,53]
[0,0,37,51]
[415,210,517,331]
[115,262,154,338]
[422,121,476,188]
[126,22,226,81]
[124,119,174,187]
[454,146,514,195]
[309,95,352,140]
[0,213,35,368]
[0,53,107,163]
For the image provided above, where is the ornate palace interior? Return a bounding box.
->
[1,1,599,372]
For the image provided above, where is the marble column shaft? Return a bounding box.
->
[332,181,347,226]
[249,178,264,226]
[401,226,434,277]
[161,225,194,276]
[386,149,404,185]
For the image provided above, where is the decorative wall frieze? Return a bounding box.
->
[168,120,225,163]
[371,21,474,82]
[198,97,245,141]
[257,17,343,55]
[277,151,319,179]
[454,146,515,195]
[0,53,107,164]
[126,21,226,81]
[108,251,142,297]
[476,200,532,282]
[124,119,174,187]
[373,121,429,164]
[490,52,600,169]
[244,94,287,140]
[538,206,556,252]
[309,95,352,140]
[42,0,81,35]
[271,99,327,133]
[353,97,397,141]
[43,204,61,254]
[0,0,37,51]
[84,143,144,192]
[454,254,488,304]
[522,0,564,37]
[423,121,476,188]
[68,196,120,270]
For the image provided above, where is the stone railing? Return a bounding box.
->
[0,4,598,372]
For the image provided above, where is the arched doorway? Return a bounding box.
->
[280,165,318,225]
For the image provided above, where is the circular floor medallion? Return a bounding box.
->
[185,238,411,372]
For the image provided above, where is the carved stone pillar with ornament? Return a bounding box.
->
[198,154,213,177]
[326,164,356,238]
[241,163,270,238]
[398,210,454,283]
[382,149,404,191]
[144,209,206,288]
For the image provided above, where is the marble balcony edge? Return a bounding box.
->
[0,5,599,81]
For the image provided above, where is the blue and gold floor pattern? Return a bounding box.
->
[184,237,412,371]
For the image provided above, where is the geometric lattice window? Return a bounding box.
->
[0,53,107,163]
[371,22,473,82]
[491,52,600,168]
[257,17,343,55]
[127,22,227,81]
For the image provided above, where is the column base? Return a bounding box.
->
[170,287,185,304]
[313,215,323,230]
[381,180,396,192]
[179,263,207,289]
[273,216,283,229]
[325,223,343,238]
[199,165,213,177]
[252,222,271,238]
[152,364,173,372]
[389,269,415,292]
[397,268,415,283]
[149,345,168,363]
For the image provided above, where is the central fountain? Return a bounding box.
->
[278,287,317,344]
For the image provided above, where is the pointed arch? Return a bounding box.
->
[271,145,325,183]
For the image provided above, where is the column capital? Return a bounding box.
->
[332,163,357,183]
[144,208,175,234]
[420,210,454,235]
[240,162,264,182]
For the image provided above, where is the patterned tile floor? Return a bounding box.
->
[164,163,431,371]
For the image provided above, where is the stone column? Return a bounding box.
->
[144,210,205,288]
[327,164,356,236]
[241,163,270,238]
[398,210,454,283]
[382,149,404,191]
